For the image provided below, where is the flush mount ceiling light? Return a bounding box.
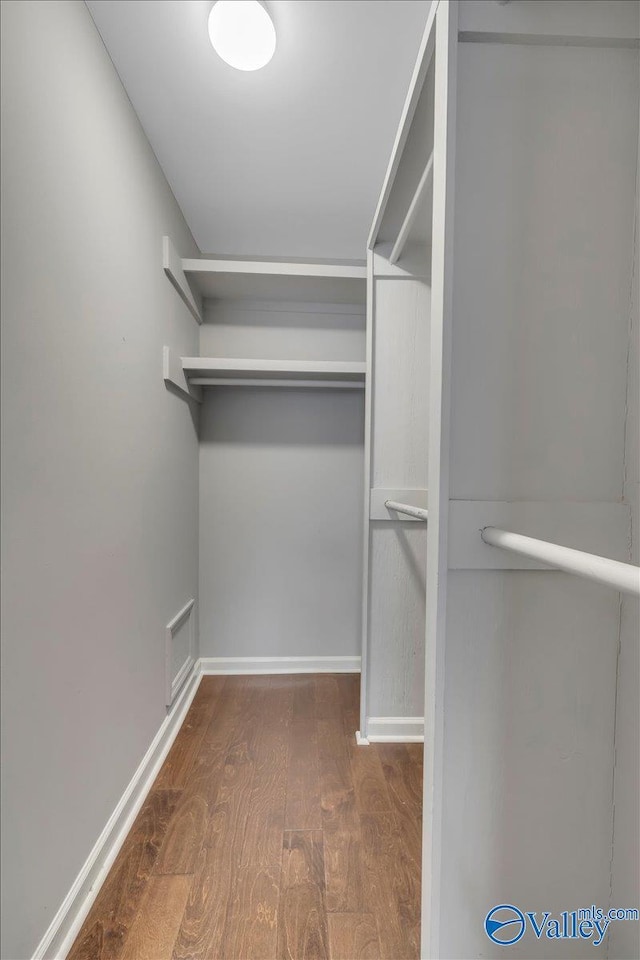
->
[208,1,276,71]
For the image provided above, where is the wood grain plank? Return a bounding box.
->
[349,743,392,815]
[327,913,381,960]
[278,831,328,960]
[67,790,181,960]
[318,719,364,912]
[335,675,360,737]
[317,720,354,820]
[213,675,253,716]
[292,675,317,720]
[221,707,290,959]
[360,813,410,960]
[390,828,421,960]
[403,743,423,782]
[254,675,293,721]
[336,674,359,712]
[154,713,238,875]
[153,792,208,877]
[171,688,266,959]
[120,875,191,960]
[378,746,422,958]
[153,678,225,789]
[285,720,322,830]
[377,743,422,853]
[313,675,342,720]
[322,799,364,915]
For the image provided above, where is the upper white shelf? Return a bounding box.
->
[163,237,366,323]
[182,356,366,389]
[182,256,367,305]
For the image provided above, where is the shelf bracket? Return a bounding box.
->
[389,152,434,265]
[163,236,203,324]
[163,346,202,404]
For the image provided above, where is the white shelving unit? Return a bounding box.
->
[359,0,438,748]
[163,245,368,395]
[364,4,640,960]
[163,238,367,695]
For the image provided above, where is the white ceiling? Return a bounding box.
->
[86,0,431,260]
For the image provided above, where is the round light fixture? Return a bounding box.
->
[208,1,276,72]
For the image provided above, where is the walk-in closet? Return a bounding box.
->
[2,2,639,960]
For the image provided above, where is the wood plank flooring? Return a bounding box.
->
[68,675,422,960]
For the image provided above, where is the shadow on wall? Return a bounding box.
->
[199,386,365,445]
[204,303,366,331]
[164,382,201,436]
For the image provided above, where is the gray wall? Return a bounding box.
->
[0,2,199,957]
[198,300,364,661]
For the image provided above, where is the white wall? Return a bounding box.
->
[198,300,364,661]
[199,299,366,362]
[439,40,639,960]
[0,2,200,958]
[609,100,640,960]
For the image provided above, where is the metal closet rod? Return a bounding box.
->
[385,500,429,522]
[481,526,640,597]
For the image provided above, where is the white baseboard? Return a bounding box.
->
[365,716,424,742]
[198,655,361,675]
[33,665,202,960]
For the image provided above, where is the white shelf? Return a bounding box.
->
[164,237,367,316]
[181,356,366,389]
[181,256,366,305]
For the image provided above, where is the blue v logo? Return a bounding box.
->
[485,905,527,945]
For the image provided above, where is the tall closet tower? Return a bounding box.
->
[363,2,639,958]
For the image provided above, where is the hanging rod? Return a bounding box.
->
[385,500,429,521]
[389,152,434,265]
[481,527,640,597]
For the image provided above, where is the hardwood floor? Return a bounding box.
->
[68,675,422,960]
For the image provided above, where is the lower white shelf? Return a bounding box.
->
[182,356,366,389]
